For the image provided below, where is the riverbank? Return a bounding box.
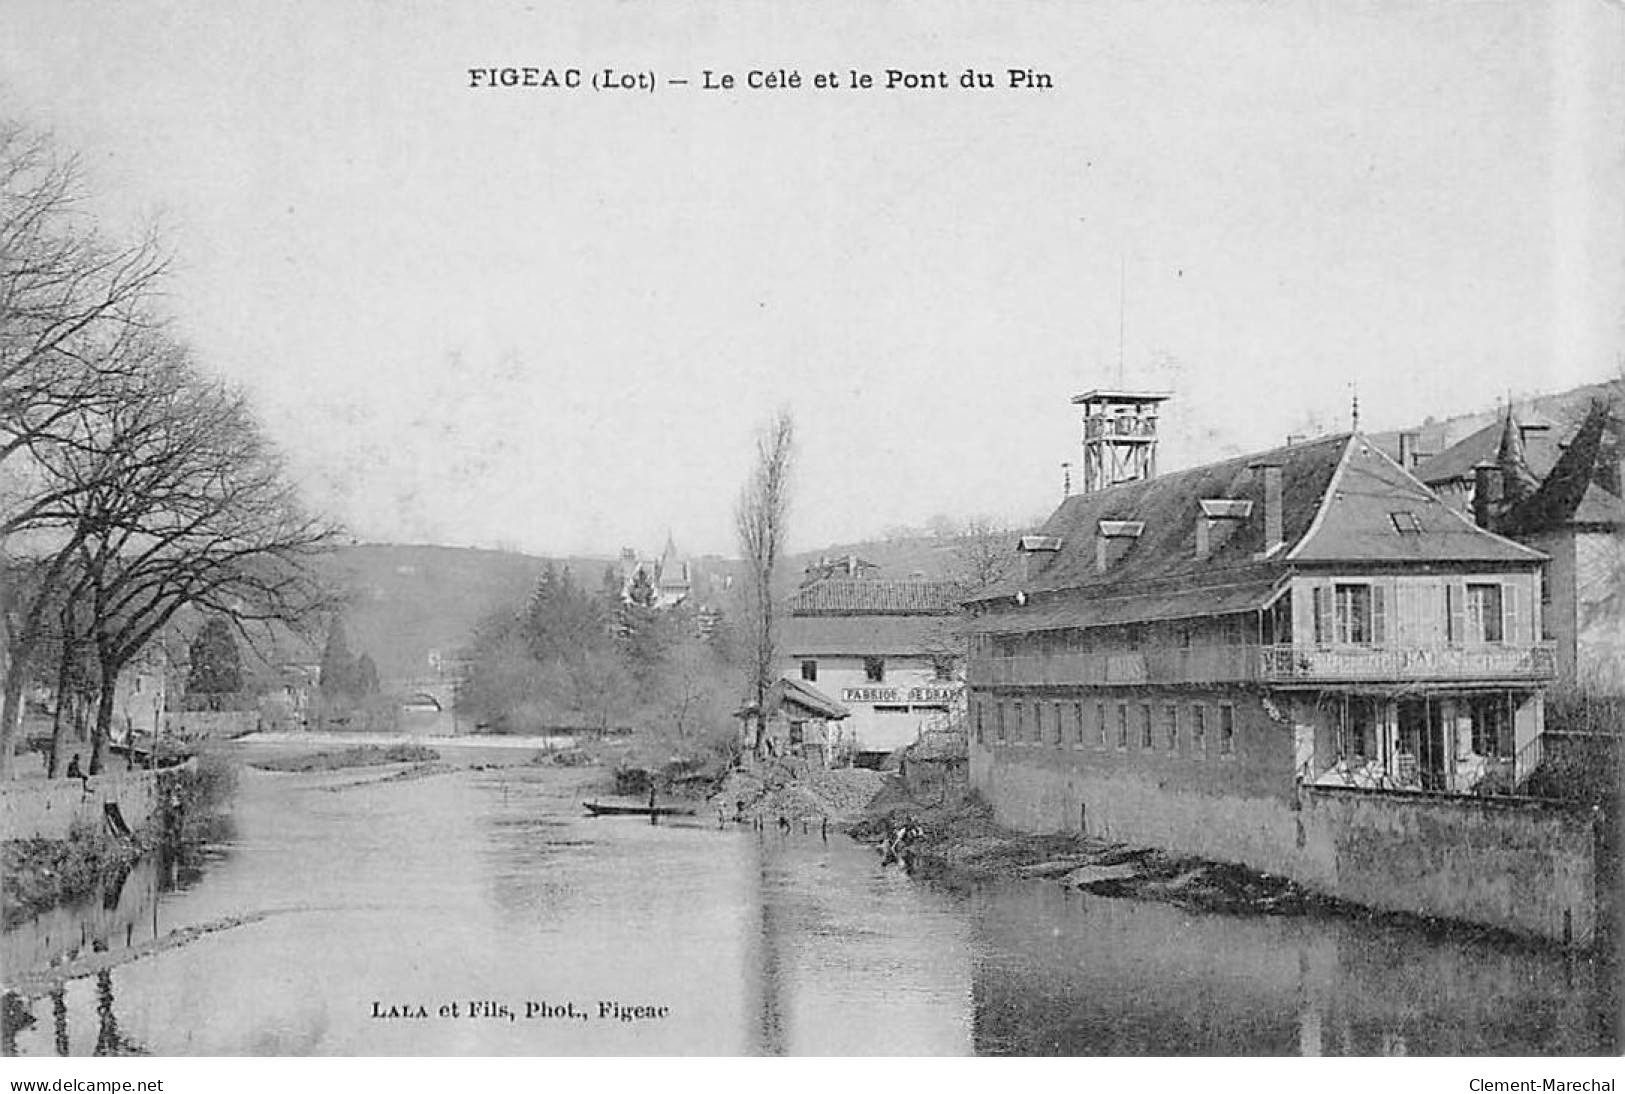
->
[710,761,888,826]
[2,752,237,929]
[247,743,439,773]
[2,821,146,929]
[6,751,1611,1056]
[845,777,1486,928]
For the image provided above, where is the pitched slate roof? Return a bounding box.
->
[1500,400,1625,534]
[787,579,962,616]
[968,434,1348,603]
[966,433,1542,630]
[1289,437,1544,565]
[775,677,849,720]
[966,575,1284,635]
[737,677,850,721]
[1413,413,1564,487]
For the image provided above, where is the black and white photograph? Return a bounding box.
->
[1,0,1622,1080]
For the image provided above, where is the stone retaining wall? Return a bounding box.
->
[0,766,174,842]
[972,746,1600,945]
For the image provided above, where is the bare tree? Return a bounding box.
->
[0,122,337,775]
[1,120,166,515]
[734,410,794,756]
[951,517,1017,594]
[1,332,337,773]
[73,360,336,771]
[0,121,170,775]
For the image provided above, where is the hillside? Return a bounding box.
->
[318,544,584,682]
[310,543,750,685]
[1372,376,1623,466]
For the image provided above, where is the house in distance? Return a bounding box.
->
[782,572,964,766]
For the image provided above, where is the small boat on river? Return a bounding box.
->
[583,800,697,818]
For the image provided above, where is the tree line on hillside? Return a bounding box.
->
[0,120,336,775]
[454,404,1022,764]
[458,562,739,755]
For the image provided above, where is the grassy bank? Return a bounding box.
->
[3,751,242,928]
[160,751,240,852]
[2,820,144,929]
[248,744,439,773]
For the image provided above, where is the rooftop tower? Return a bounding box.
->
[1071,389,1170,493]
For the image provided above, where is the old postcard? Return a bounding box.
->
[1,0,1621,1082]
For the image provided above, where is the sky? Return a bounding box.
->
[4,0,1623,558]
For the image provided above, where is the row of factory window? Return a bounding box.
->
[974,696,1236,757]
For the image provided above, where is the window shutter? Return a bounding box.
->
[1504,580,1521,645]
[1314,585,1332,645]
[1446,582,1465,645]
[1371,584,1388,646]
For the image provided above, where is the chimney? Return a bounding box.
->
[1397,432,1417,470]
[1248,461,1284,554]
[1018,535,1063,582]
[1095,521,1143,573]
[1473,461,1504,528]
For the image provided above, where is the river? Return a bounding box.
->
[2,742,1615,1056]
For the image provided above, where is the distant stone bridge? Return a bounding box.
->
[399,680,457,712]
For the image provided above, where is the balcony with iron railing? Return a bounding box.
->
[1259,643,1556,684]
[968,642,1556,689]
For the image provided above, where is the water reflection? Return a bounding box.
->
[2,856,161,985]
[1,752,1613,1056]
[52,988,68,1057]
[965,878,1610,1055]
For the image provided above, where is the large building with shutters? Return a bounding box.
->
[964,426,1577,919]
[1413,398,1625,691]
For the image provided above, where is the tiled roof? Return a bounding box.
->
[787,579,963,616]
[782,614,959,657]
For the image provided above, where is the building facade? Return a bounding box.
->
[617,535,693,609]
[1417,399,1624,691]
[781,578,964,759]
[962,427,1599,941]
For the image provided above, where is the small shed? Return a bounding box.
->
[736,677,851,766]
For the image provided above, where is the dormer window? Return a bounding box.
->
[1095,520,1144,572]
[1389,511,1423,534]
[1196,499,1252,560]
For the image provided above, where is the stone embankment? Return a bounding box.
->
[848,777,1380,922]
[1,764,175,843]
